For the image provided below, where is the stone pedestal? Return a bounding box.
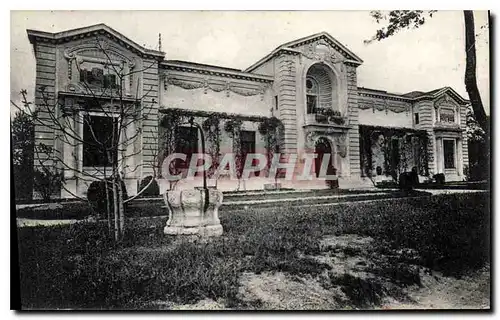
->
[163,189,223,237]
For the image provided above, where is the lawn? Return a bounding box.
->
[15,192,490,310]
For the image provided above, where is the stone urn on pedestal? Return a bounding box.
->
[163,116,224,237]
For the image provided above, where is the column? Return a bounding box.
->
[436,137,443,173]
[457,138,463,177]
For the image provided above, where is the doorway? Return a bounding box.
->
[314,138,334,178]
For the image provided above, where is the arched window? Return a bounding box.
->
[306,77,319,114]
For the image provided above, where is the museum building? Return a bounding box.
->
[26,24,469,197]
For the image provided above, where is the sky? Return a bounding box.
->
[10,10,490,114]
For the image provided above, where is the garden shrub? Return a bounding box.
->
[398,172,414,190]
[433,173,446,185]
[138,176,160,197]
[33,167,63,201]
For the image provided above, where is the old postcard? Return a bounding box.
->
[11,10,490,311]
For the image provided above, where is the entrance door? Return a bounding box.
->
[314,138,333,178]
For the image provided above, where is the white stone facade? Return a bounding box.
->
[27,24,470,198]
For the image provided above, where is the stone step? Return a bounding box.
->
[220,190,418,210]
[222,188,389,202]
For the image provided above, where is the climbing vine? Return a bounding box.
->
[258,117,283,172]
[224,119,244,184]
[158,108,284,190]
[202,114,221,179]
[158,109,185,178]
[359,125,429,180]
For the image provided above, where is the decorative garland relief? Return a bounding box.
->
[163,74,268,101]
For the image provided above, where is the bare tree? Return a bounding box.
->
[11,38,161,242]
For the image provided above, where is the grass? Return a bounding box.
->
[16,192,490,309]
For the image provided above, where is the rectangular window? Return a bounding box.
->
[414,113,419,125]
[80,67,118,89]
[83,115,118,167]
[440,109,455,123]
[240,130,258,176]
[175,126,199,169]
[306,95,317,114]
[443,139,456,169]
[274,96,279,110]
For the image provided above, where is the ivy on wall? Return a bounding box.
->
[359,125,429,180]
[202,114,221,178]
[224,118,244,180]
[258,117,284,172]
[158,108,284,187]
[158,109,185,178]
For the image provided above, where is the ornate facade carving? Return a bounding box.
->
[299,39,346,68]
[164,73,269,100]
[305,130,348,158]
[434,94,455,109]
[63,39,136,95]
[358,103,372,110]
[333,134,348,158]
[359,100,409,115]
[387,102,408,114]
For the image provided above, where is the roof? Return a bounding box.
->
[402,91,425,98]
[163,60,243,73]
[162,60,274,83]
[359,86,468,104]
[245,31,363,72]
[27,23,165,59]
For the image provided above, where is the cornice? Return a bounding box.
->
[27,24,165,60]
[244,47,302,72]
[358,87,468,105]
[358,90,413,102]
[161,61,274,83]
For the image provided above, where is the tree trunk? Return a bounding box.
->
[118,176,125,239]
[464,10,488,132]
[104,168,112,236]
[112,176,120,242]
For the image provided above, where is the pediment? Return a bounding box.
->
[282,32,363,65]
[432,89,466,108]
[27,23,164,60]
[63,36,136,66]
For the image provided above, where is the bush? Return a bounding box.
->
[398,172,413,190]
[399,168,419,190]
[87,178,128,216]
[433,173,445,185]
[33,168,62,201]
[138,176,160,197]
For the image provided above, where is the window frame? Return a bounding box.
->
[240,130,258,176]
[174,126,199,169]
[443,138,456,169]
[79,65,120,90]
[306,76,319,114]
[81,112,120,169]
[439,108,456,123]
